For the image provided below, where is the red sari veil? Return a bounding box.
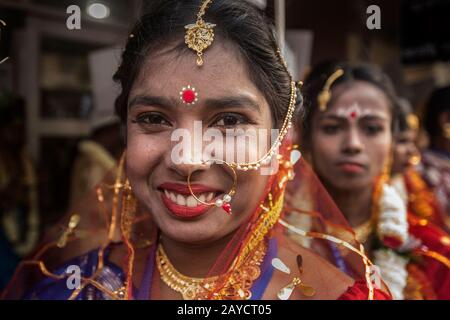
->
[3,128,390,300]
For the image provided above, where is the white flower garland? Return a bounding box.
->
[376,184,409,245]
[373,248,408,300]
[373,183,411,300]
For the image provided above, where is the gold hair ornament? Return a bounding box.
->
[317,69,344,112]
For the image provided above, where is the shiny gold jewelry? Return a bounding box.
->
[317,69,344,112]
[185,0,216,66]
[276,48,288,70]
[211,49,297,172]
[407,113,419,130]
[158,189,283,300]
[238,192,284,266]
[157,239,267,300]
[229,49,297,171]
[157,244,219,300]
[214,240,267,300]
[231,80,297,171]
[187,159,237,215]
[409,154,421,166]
[57,214,80,248]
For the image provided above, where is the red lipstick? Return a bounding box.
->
[158,182,221,219]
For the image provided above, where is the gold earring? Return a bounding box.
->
[409,154,421,166]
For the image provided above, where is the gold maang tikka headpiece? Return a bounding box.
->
[317,68,344,112]
[185,0,216,66]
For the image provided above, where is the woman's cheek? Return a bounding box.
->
[126,131,164,179]
[309,136,334,180]
[314,133,340,161]
[369,135,392,174]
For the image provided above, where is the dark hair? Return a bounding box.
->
[300,61,400,147]
[0,92,25,128]
[113,0,302,132]
[423,86,450,140]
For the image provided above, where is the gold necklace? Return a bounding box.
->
[157,244,219,300]
[156,189,283,300]
[157,239,267,300]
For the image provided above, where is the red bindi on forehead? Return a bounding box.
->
[179,85,199,106]
[182,90,196,104]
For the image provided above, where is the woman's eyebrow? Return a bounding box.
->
[203,95,261,113]
[320,111,389,121]
[318,114,345,121]
[128,95,176,110]
[359,114,389,121]
[128,94,262,113]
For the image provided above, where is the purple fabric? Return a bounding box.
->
[249,237,276,300]
[23,246,125,300]
[23,238,276,300]
[134,242,157,300]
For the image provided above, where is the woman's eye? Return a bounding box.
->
[133,113,171,127]
[212,113,250,127]
[321,124,340,134]
[364,124,384,135]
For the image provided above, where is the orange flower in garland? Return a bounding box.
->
[404,168,446,228]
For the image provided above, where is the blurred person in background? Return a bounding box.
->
[391,98,447,229]
[69,112,123,207]
[0,91,39,290]
[419,86,450,227]
[300,62,450,299]
[69,47,125,207]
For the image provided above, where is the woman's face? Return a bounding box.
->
[309,81,393,192]
[392,128,419,175]
[126,40,273,245]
